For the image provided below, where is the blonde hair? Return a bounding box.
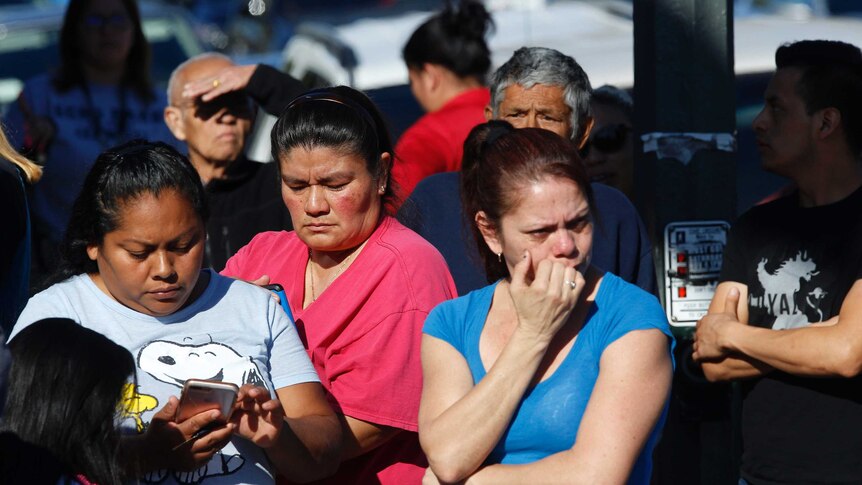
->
[0,126,42,183]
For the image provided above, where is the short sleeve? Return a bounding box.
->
[267,294,320,390]
[598,280,673,355]
[422,287,491,366]
[9,288,78,342]
[221,243,250,278]
[422,300,460,350]
[325,309,428,431]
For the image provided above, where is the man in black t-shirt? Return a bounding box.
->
[693,40,862,484]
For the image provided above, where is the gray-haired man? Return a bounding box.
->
[399,47,655,295]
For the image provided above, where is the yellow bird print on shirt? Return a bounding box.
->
[120,382,158,432]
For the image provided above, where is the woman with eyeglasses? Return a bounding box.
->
[582,85,635,201]
[4,0,181,283]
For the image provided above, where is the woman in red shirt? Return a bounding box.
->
[393,0,494,202]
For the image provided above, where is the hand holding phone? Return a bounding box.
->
[175,379,239,423]
[172,379,239,450]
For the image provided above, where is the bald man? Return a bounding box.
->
[164,54,304,270]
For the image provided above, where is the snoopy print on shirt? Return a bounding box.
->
[120,337,267,484]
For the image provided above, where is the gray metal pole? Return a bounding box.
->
[634,0,737,298]
[633,1,739,484]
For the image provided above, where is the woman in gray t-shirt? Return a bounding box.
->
[11,140,342,484]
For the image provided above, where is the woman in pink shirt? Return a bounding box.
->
[222,86,457,484]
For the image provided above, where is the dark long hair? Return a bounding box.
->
[402,0,493,82]
[54,140,207,284]
[1,318,135,484]
[54,0,154,102]
[461,121,594,282]
[272,86,399,212]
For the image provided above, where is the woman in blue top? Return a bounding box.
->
[419,121,673,484]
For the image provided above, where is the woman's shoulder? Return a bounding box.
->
[424,283,496,343]
[222,230,301,281]
[210,271,267,293]
[378,219,454,281]
[429,282,495,318]
[599,272,654,299]
[207,271,273,303]
[377,217,447,261]
[11,275,91,340]
[30,274,91,299]
[594,273,671,336]
[596,274,667,323]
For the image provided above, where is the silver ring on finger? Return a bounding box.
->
[564,279,577,290]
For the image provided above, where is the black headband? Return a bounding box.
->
[285,91,380,140]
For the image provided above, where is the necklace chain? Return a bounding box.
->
[307,245,362,302]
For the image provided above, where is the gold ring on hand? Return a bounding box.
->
[212,79,220,88]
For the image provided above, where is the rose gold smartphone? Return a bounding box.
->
[175,379,239,423]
